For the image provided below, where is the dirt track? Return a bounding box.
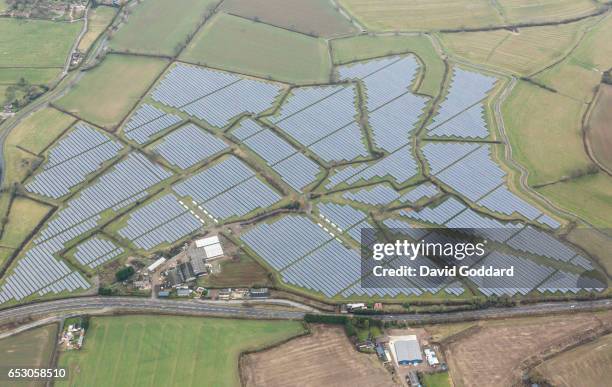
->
[241,325,398,387]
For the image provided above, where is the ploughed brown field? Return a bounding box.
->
[241,325,397,387]
[588,84,612,171]
[443,311,612,387]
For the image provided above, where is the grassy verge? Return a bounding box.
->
[422,371,452,387]
[57,315,305,387]
[180,12,331,84]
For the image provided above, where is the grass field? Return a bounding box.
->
[532,333,612,387]
[588,85,612,171]
[55,55,168,128]
[220,0,355,37]
[422,372,452,387]
[0,68,61,86]
[110,0,219,56]
[0,197,52,249]
[502,81,592,185]
[537,174,612,229]
[242,325,394,387]
[180,12,331,84]
[497,0,602,24]
[1,146,40,187]
[77,6,117,53]
[57,316,305,387]
[439,18,594,75]
[338,0,503,31]
[0,18,82,67]
[330,34,444,96]
[534,14,612,102]
[5,107,75,155]
[0,324,58,381]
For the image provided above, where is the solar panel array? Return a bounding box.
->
[74,237,124,268]
[37,152,173,243]
[152,64,283,128]
[428,67,496,127]
[271,85,344,121]
[308,121,369,162]
[428,103,489,138]
[123,104,182,144]
[325,164,368,189]
[538,271,604,294]
[367,90,427,152]
[271,85,359,147]
[316,202,366,231]
[536,214,561,229]
[341,146,418,186]
[342,184,400,206]
[399,183,439,203]
[272,153,321,192]
[231,120,323,192]
[468,251,555,296]
[507,226,579,263]
[119,194,203,250]
[399,197,466,225]
[423,142,544,221]
[152,123,228,169]
[337,55,421,111]
[281,240,362,297]
[241,215,333,270]
[173,156,281,221]
[26,123,123,198]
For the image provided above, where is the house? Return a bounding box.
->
[158,290,170,297]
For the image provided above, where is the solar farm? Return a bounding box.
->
[0,46,607,305]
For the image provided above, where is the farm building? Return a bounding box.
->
[147,257,166,272]
[249,288,269,298]
[393,336,422,366]
[167,262,196,287]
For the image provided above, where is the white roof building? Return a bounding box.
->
[147,257,166,272]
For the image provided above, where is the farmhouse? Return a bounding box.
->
[392,335,423,366]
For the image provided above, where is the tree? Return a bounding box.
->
[115,266,135,282]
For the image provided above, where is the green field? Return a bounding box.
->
[422,372,452,387]
[110,0,219,56]
[537,174,612,229]
[58,316,305,387]
[0,197,52,249]
[56,55,168,128]
[78,6,117,53]
[502,81,592,185]
[0,324,58,387]
[0,68,61,85]
[220,0,355,37]
[439,18,595,76]
[180,12,331,84]
[330,34,444,96]
[5,107,75,154]
[0,18,82,67]
[497,0,601,24]
[339,0,503,31]
[534,14,612,102]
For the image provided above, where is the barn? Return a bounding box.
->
[393,335,423,366]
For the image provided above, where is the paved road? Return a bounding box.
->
[1,297,610,330]
[0,297,306,326]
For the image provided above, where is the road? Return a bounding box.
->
[0,297,307,326]
[375,299,612,323]
[0,297,610,333]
